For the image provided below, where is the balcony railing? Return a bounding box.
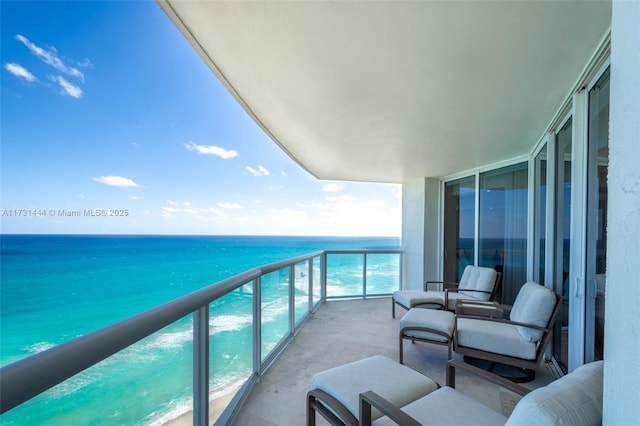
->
[0,248,402,425]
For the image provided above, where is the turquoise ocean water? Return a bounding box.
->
[0,234,399,425]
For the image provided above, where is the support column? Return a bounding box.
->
[401,178,440,289]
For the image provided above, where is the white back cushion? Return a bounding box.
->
[506,360,603,426]
[510,281,557,342]
[459,266,498,301]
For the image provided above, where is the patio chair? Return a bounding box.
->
[392,265,500,318]
[307,355,439,426]
[454,281,560,382]
[360,358,603,426]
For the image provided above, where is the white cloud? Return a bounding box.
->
[322,182,344,193]
[245,165,270,177]
[276,208,307,223]
[15,34,85,81]
[167,200,179,206]
[5,63,37,82]
[325,194,359,202]
[129,195,143,200]
[217,203,243,210]
[184,141,238,159]
[207,207,224,216]
[53,75,82,98]
[93,175,140,188]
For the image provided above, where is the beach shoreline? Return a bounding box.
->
[156,381,243,426]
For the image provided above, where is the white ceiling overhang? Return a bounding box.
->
[158,0,611,184]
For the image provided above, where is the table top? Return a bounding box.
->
[455,300,504,318]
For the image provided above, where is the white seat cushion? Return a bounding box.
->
[506,360,603,425]
[456,318,538,360]
[400,308,455,342]
[373,387,507,426]
[393,290,443,309]
[311,355,439,420]
[510,281,557,343]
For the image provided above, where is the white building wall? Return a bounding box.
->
[605,0,640,422]
[401,179,440,290]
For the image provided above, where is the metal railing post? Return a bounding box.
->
[289,266,295,333]
[193,305,209,426]
[363,253,368,298]
[321,253,327,301]
[308,258,314,312]
[253,277,262,375]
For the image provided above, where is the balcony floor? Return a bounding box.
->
[231,297,556,425]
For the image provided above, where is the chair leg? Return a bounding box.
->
[399,333,404,364]
[446,362,456,388]
[307,393,316,426]
[392,297,396,318]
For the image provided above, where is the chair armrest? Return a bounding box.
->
[441,281,460,290]
[446,288,494,295]
[445,359,530,396]
[424,280,444,291]
[307,388,357,426]
[359,391,422,426]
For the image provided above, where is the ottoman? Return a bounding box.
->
[307,355,439,426]
[399,308,455,364]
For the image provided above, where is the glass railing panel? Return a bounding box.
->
[326,254,365,298]
[260,268,290,362]
[208,284,254,424]
[365,253,401,295]
[0,319,194,426]
[294,261,311,326]
[313,256,322,306]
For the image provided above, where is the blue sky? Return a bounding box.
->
[0,1,400,236]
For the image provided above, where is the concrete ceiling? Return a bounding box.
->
[159,0,611,184]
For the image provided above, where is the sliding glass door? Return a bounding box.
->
[587,68,609,362]
[533,145,548,285]
[443,177,476,283]
[554,117,572,371]
[478,163,528,305]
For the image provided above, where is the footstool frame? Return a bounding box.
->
[399,308,455,364]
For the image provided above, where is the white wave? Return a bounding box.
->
[147,329,193,350]
[145,378,247,426]
[24,341,56,355]
[145,397,193,426]
[260,299,290,323]
[209,314,253,334]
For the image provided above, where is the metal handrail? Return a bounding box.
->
[0,267,260,414]
[0,248,402,423]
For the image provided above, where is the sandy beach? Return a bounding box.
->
[161,384,240,426]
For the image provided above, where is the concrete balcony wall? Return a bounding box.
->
[401,178,440,290]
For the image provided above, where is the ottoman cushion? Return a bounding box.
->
[400,308,455,343]
[393,290,444,309]
[311,355,439,420]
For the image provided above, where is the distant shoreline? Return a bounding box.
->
[154,381,244,426]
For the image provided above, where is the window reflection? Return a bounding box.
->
[479,163,528,305]
[443,177,476,283]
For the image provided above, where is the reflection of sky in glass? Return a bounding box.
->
[479,188,529,239]
[459,188,475,238]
